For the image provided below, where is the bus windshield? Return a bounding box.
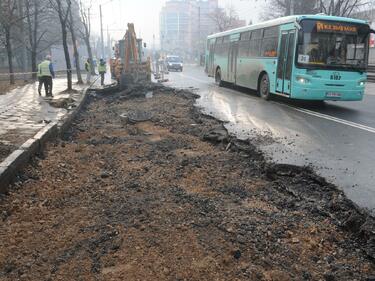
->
[297,19,370,71]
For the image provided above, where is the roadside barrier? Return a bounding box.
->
[0,69,82,81]
[0,69,75,76]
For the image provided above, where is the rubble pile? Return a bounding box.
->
[0,83,374,280]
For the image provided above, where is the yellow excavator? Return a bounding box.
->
[111,23,151,89]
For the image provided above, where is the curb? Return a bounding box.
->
[0,88,91,193]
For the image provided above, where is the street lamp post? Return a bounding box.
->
[100,4,104,59]
[99,0,114,59]
[290,0,294,15]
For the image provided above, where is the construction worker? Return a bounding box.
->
[37,55,55,97]
[85,58,91,84]
[98,58,106,86]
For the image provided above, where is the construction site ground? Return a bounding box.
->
[0,83,374,281]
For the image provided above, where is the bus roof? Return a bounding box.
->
[207,14,369,39]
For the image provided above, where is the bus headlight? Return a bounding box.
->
[296,76,310,84]
[358,80,366,86]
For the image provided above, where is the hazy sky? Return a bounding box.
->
[88,0,263,46]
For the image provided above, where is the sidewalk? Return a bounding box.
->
[0,74,110,162]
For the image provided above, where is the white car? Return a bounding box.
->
[166,56,183,72]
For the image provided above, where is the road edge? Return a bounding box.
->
[0,88,90,193]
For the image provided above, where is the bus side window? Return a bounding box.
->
[214,37,223,56]
[262,26,279,57]
[249,29,263,57]
[239,31,250,57]
[222,36,230,56]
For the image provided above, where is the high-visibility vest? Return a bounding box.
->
[98,63,106,73]
[39,60,51,77]
[37,64,42,78]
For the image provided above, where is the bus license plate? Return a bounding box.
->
[326,92,341,98]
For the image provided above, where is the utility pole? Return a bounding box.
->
[290,0,295,15]
[152,34,155,56]
[177,12,180,52]
[107,25,111,59]
[198,6,201,59]
[100,4,104,59]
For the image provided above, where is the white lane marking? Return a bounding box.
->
[179,73,209,84]
[179,71,375,134]
[281,105,375,134]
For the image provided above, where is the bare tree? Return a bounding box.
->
[68,1,83,84]
[24,0,49,79]
[11,0,61,79]
[262,0,319,19]
[209,6,245,32]
[78,0,94,75]
[262,0,372,19]
[0,0,18,84]
[319,0,372,17]
[50,0,72,90]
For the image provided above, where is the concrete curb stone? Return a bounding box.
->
[0,87,91,193]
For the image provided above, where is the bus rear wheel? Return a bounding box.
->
[259,73,271,100]
[215,68,223,87]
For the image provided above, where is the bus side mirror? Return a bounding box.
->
[144,43,147,48]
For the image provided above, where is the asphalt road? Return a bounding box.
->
[164,65,375,215]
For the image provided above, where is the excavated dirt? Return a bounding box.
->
[0,83,374,280]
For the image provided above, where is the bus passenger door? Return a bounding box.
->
[276,30,295,95]
[228,42,238,83]
[208,41,215,76]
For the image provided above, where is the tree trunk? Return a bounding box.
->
[31,49,37,78]
[55,0,72,90]
[5,28,15,85]
[285,0,291,16]
[32,0,38,79]
[69,11,83,84]
[61,24,72,90]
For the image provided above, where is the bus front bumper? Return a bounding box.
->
[291,85,365,101]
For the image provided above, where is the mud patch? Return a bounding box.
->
[48,97,76,109]
[136,121,170,142]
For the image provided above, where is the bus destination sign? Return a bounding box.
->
[316,21,357,33]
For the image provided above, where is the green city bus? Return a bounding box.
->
[205,15,372,101]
